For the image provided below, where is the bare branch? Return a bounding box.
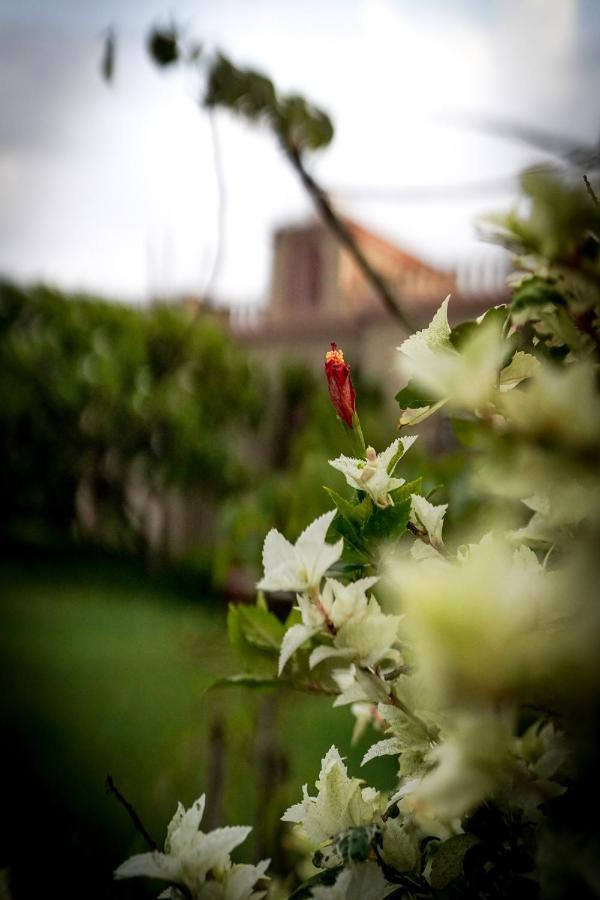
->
[106,775,159,851]
[283,145,416,332]
[583,174,599,207]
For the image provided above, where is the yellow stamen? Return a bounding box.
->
[325,347,345,364]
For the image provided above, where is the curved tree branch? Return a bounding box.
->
[283,145,416,332]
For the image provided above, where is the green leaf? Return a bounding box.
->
[100,29,116,84]
[287,867,342,899]
[205,55,277,119]
[450,307,508,350]
[147,27,179,67]
[363,499,411,543]
[512,285,592,354]
[326,557,376,579]
[450,417,483,448]
[382,818,419,873]
[389,477,422,505]
[324,486,373,525]
[395,380,439,409]
[511,276,566,323]
[237,603,285,650]
[227,603,280,677]
[429,834,480,889]
[276,94,334,150]
[227,603,245,656]
[284,606,302,629]
[330,514,370,558]
[209,673,280,690]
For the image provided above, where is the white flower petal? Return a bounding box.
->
[410,495,447,548]
[190,827,252,881]
[399,400,447,427]
[222,859,270,900]
[377,438,401,471]
[261,528,294,577]
[167,794,207,857]
[310,861,391,899]
[397,295,451,372]
[256,559,306,592]
[361,738,404,766]
[297,537,344,588]
[296,509,338,549]
[279,624,317,674]
[258,512,342,593]
[499,351,541,392]
[114,852,180,883]
[400,434,419,455]
[309,645,354,669]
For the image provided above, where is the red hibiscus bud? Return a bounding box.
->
[324,342,356,428]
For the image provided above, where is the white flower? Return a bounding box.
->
[402,710,514,823]
[397,295,452,380]
[329,437,417,508]
[410,538,448,570]
[257,510,342,593]
[389,534,561,704]
[410,495,447,551]
[397,297,508,415]
[320,576,379,629]
[282,746,384,845]
[279,577,378,675]
[299,577,402,671]
[276,592,324,674]
[309,862,393,899]
[392,779,460,841]
[499,361,600,449]
[278,577,379,675]
[333,597,402,668]
[114,795,269,900]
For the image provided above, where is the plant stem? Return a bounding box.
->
[351,411,367,456]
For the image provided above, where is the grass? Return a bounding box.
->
[0,547,395,898]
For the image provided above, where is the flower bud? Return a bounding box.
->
[324,342,356,428]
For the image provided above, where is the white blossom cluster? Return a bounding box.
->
[115,794,269,899]
[117,289,598,899]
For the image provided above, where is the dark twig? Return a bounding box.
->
[283,144,416,332]
[106,775,159,851]
[204,715,226,830]
[407,521,449,559]
[583,174,599,207]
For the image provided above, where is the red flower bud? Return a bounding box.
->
[324,342,356,428]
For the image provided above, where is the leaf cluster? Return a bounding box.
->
[143,22,334,154]
[325,482,419,574]
[0,282,266,550]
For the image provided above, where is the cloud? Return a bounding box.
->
[0,0,597,301]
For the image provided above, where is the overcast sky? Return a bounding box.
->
[1,0,599,304]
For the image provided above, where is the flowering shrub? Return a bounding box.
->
[117,171,600,898]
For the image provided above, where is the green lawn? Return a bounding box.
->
[0,549,394,898]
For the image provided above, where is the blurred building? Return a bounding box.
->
[232,217,508,384]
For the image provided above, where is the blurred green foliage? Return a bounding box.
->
[0,548,396,899]
[481,167,600,360]
[0,284,403,590]
[0,282,265,556]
